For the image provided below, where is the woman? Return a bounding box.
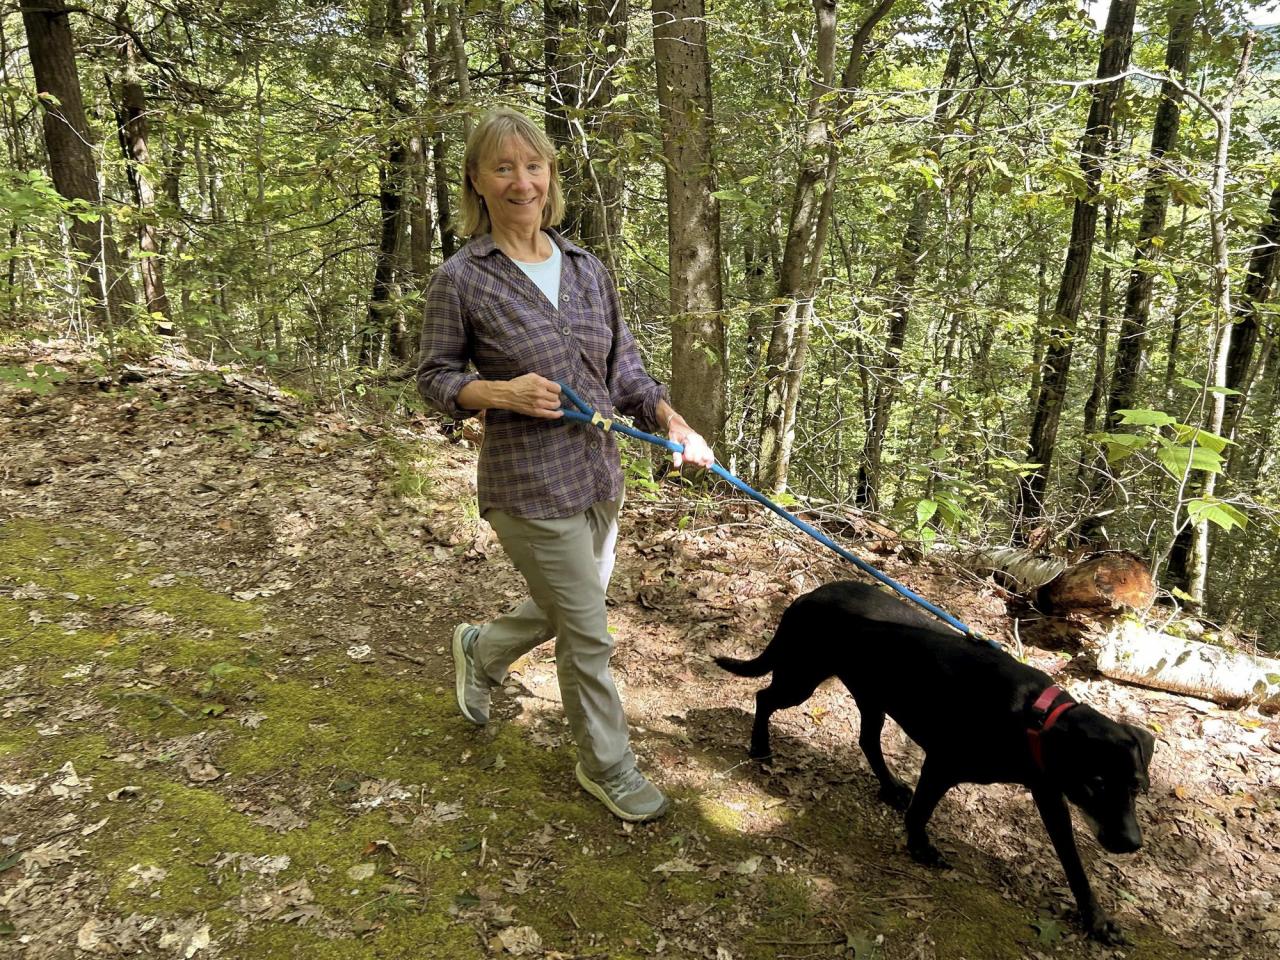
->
[417,108,714,822]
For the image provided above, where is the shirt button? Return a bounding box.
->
[561,325,571,335]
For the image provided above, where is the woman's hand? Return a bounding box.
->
[666,417,715,469]
[500,373,564,419]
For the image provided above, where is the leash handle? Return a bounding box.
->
[553,380,995,647]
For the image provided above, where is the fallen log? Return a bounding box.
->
[1092,618,1280,712]
[966,548,1155,614]
[1037,551,1156,614]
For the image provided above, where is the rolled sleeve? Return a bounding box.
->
[602,266,668,432]
[417,269,480,420]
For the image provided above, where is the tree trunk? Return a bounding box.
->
[21,0,136,331]
[1075,190,1118,499]
[543,0,578,232]
[1179,35,1255,607]
[1016,0,1137,538]
[758,0,896,493]
[1222,181,1280,443]
[114,9,173,333]
[578,0,628,265]
[1083,1,1194,520]
[425,5,456,259]
[653,0,726,445]
[855,28,964,510]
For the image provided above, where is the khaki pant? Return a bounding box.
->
[476,497,634,780]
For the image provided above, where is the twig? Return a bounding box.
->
[386,647,427,666]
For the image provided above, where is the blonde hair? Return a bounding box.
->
[459,108,565,237]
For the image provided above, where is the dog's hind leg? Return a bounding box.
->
[749,672,826,759]
[904,756,956,869]
[854,705,913,811]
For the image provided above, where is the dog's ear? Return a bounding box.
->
[1126,723,1156,784]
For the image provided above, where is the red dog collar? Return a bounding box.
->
[1027,685,1075,772]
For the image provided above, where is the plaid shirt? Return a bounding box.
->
[417,230,668,519]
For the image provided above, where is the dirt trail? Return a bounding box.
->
[1,342,1277,959]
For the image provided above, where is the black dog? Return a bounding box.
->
[716,580,1154,944]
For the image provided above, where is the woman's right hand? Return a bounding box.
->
[501,373,564,419]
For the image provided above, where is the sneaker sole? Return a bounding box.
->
[452,624,485,726]
[575,762,669,823]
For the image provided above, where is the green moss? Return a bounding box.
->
[381,437,437,502]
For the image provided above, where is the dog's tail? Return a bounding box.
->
[715,595,812,677]
[713,652,773,677]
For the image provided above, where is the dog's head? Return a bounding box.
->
[1045,706,1155,854]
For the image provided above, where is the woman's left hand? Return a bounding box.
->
[668,419,715,470]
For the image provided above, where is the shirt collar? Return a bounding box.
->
[470,228,589,259]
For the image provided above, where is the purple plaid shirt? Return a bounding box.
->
[417,230,668,519]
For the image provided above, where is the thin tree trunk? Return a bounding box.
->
[20,0,136,332]
[1076,190,1118,498]
[855,28,964,510]
[577,0,628,265]
[1180,34,1255,606]
[1222,182,1280,444]
[758,0,896,493]
[653,0,726,445]
[1083,1,1194,523]
[446,2,471,140]
[425,5,456,259]
[1016,0,1137,538]
[114,8,172,333]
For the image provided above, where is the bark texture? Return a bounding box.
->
[653,0,726,444]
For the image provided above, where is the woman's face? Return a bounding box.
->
[471,136,550,235]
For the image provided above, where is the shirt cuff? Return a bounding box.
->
[633,382,670,434]
[421,370,481,420]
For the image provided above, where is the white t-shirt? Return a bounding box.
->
[511,233,563,309]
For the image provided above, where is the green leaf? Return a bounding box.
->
[1157,445,1223,476]
[1032,916,1066,944]
[1099,432,1148,463]
[1169,424,1233,453]
[1185,499,1247,532]
[915,499,938,528]
[1177,376,1241,396]
[0,850,22,872]
[208,661,241,679]
[1116,408,1177,427]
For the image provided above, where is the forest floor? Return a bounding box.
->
[1,340,1278,960]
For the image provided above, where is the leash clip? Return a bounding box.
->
[591,411,613,432]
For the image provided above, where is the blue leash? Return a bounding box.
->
[555,381,995,647]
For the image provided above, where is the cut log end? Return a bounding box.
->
[1037,551,1156,614]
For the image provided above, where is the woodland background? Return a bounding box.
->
[2,0,1279,643]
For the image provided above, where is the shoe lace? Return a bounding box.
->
[600,767,647,797]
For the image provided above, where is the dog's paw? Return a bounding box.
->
[907,841,951,870]
[1085,915,1127,946]
[878,782,913,811]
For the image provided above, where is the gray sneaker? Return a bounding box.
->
[575,762,669,822]
[452,623,491,725]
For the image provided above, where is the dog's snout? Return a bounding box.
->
[1098,823,1142,854]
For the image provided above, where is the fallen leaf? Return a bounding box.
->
[181,759,221,783]
[157,917,210,957]
[346,863,376,881]
[653,857,700,874]
[496,925,543,955]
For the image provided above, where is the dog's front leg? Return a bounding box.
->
[904,756,954,868]
[1031,785,1124,945]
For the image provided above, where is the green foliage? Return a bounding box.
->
[0,362,68,395]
